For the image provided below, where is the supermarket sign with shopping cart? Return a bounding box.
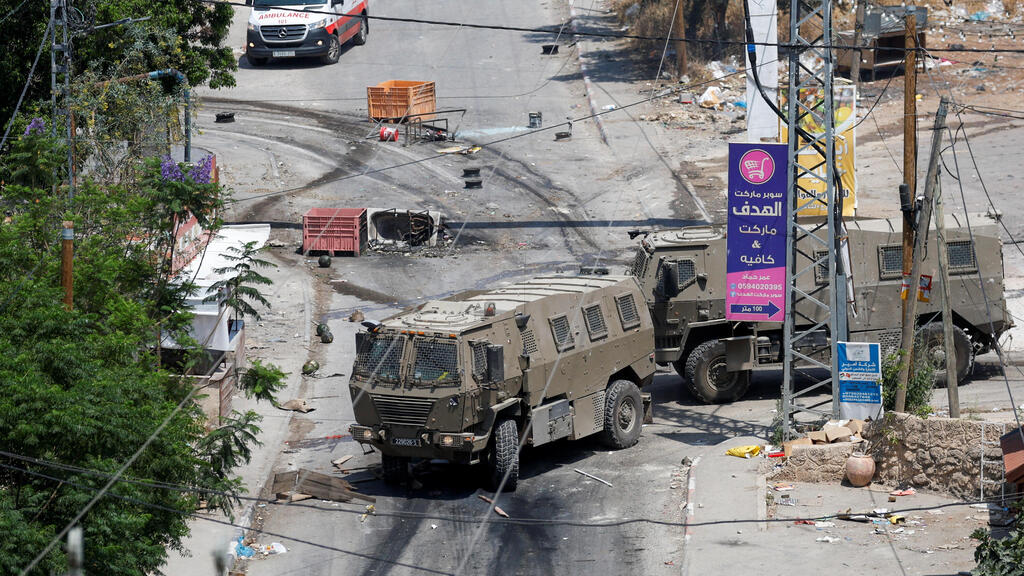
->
[726,143,789,322]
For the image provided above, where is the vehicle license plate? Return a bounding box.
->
[392,438,420,447]
[273,50,296,57]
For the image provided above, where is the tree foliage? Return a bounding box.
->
[0,0,237,128]
[204,240,277,323]
[0,130,267,576]
[972,500,1024,576]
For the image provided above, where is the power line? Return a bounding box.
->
[0,0,31,25]
[197,0,1024,54]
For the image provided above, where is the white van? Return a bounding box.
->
[246,0,368,66]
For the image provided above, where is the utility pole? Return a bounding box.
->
[673,0,687,78]
[933,178,960,417]
[61,221,74,310]
[897,10,918,409]
[895,96,948,412]
[850,0,866,84]
[50,0,74,199]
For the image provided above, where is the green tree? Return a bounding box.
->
[0,134,266,576]
[203,240,277,325]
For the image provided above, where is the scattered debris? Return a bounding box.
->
[725,445,760,458]
[772,482,794,492]
[477,495,510,518]
[816,536,840,543]
[278,399,315,413]
[215,112,235,123]
[698,86,723,109]
[348,310,365,323]
[574,468,613,487]
[302,360,320,375]
[273,469,375,504]
[332,455,354,469]
[890,488,916,497]
[360,504,376,522]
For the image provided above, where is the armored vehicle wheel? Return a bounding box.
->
[921,323,973,386]
[321,33,341,64]
[601,379,643,449]
[352,12,368,45]
[684,339,751,404]
[487,418,519,492]
[381,453,409,484]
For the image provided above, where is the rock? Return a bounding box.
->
[279,399,315,413]
[318,255,332,268]
[349,310,365,323]
[320,330,334,344]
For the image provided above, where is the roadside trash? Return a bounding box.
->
[430,524,438,530]
[302,360,320,375]
[794,519,815,525]
[349,310,365,322]
[816,536,839,543]
[725,445,760,458]
[872,508,889,515]
[332,455,354,469]
[379,126,399,142]
[215,112,235,123]
[772,483,794,492]
[477,495,510,518]
[778,495,797,506]
[815,521,836,528]
[969,11,989,20]
[892,527,905,534]
[254,542,288,555]
[698,86,723,109]
[574,468,613,487]
[279,399,315,413]
[888,515,906,524]
[889,488,916,497]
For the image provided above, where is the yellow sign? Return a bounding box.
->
[780,82,857,216]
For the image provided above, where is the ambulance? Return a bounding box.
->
[246,0,368,66]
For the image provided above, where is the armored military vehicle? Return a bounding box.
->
[630,213,1011,403]
[348,275,656,490]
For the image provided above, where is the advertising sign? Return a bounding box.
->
[780,82,857,217]
[837,341,883,421]
[726,143,788,322]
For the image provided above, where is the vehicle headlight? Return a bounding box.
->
[247,22,257,31]
[309,19,327,30]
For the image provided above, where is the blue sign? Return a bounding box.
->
[726,143,789,322]
[837,342,882,381]
[838,381,883,404]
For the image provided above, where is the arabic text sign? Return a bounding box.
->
[726,143,788,322]
[837,341,883,420]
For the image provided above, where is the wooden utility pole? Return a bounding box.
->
[61,221,73,310]
[895,96,949,412]
[673,0,687,77]
[933,178,960,417]
[850,0,867,83]
[897,11,918,410]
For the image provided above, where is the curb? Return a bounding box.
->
[567,2,609,145]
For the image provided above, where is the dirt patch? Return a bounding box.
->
[328,277,400,305]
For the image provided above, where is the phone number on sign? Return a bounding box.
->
[737,282,783,291]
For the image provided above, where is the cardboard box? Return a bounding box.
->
[784,437,814,457]
[808,430,829,444]
[826,426,854,443]
[847,419,866,435]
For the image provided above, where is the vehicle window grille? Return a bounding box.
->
[412,339,459,383]
[592,391,605,430]
[471,342,487,380]
[583,304,608,341]
[630,246,649,277]
[354,334,404,380]
[521,329,538,355]
[878,329,902,359]
[549,315,574,352]
[877,244,903,280]
[946,240,977,274]
[678,259,696,287]
[813,250,830,285]
[616,293,641,329]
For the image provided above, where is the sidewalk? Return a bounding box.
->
[685,437,981,576]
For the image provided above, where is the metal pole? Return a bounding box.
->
[184,87,191,162]
[933,178,960,417]
[895,96,949,412]
[61,221,74,310]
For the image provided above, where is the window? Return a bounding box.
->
[677,259,697,287]
[521,328,538,355]
[412,339,458,383]
[813,250,829,285]
[583,304,608,341]
[630,246,649,277]
[946,240,977,275]
[471,341,488,380]
[877,244,903,280]
[354,334,405,380]
[615,293,641,329]
[549,315,575,352]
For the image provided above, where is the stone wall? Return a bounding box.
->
[770,414,1012,500]
[863,413,1010,500]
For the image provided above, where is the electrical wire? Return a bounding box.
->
[0,0,30,25]
[197,0,1024,54]
[0,19,52,153]
[225,65,755,205]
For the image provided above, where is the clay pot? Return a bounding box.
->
[845,452,876,487]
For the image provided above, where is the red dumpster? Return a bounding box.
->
[302,208,367,256]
